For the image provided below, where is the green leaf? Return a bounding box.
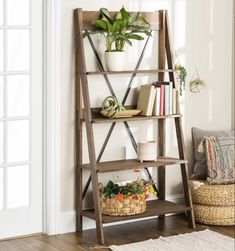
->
[116,11,122,20]
[101,18,113,32]
[125,39,132,46]
[130,29,152,36]
[129,13,138,24]
[129,23,150,30]
[136,15,150,27]
[120,7,130,20]
[100,8,113,23]
[126,33,144,40]
[112,20,123,32]
[92,19,108,31]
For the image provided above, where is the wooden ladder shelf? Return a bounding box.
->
[74,8,195,244]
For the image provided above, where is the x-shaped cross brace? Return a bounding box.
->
[82,31,159,199]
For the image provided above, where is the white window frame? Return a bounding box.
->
[43,0,61,235]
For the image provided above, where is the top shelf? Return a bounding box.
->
[86,69,176,75]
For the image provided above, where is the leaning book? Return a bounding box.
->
[137,85,156,116]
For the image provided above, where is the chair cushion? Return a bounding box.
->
[191,128,234,179]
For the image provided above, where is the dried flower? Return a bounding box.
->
[115,194,124,201]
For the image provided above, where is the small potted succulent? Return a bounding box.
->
[90,7,152,71]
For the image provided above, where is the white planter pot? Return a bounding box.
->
[104,51,126,71]
[137,141,157,162]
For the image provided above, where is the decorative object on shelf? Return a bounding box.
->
[101,96,125,118]
[100,96,142,118]
[104,51,126,71]
[101,109,142,118]
[175,64,187,96]
[99,179,157,216]
[137,84,156,116]
[190,69,206,93]
[137,141,157,162]
[86,7,152,71]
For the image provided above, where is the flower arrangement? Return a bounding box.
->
[103,178,157,201]
[100,171,157,216]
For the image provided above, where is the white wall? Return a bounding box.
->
[60,0,233,212]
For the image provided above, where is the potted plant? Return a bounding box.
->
[89,7,152,71]
[190,69,206,93]
[175,63,187,95]
[100,178,157,216]
[190,78,206,92]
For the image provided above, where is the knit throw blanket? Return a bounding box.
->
[202,137,235,184]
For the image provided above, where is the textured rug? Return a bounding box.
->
[109,229,235,251]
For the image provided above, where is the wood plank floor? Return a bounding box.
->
[0,214,234,251]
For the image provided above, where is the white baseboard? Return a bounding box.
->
[58,194,184,234]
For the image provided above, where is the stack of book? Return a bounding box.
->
[137,83,179,116]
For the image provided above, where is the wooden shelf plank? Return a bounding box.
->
[81,11,161,31]
[86,69,176,75]
[82,157,187,173]
[81,200,191,223]
[81,114,182,123]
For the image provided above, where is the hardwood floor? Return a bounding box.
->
[0,214,234,251]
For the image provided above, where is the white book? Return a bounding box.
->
[153,87,161,116]
[172,88,177,114]
[169,82,173,115]
[164,85,169,115]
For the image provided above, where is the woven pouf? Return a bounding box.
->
[190,180,235,226]
[193,204,235,226]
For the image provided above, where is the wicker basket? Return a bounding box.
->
[100,194,146,216]
[193,204,235,226]
[190,180,235,226]
[190,180,235,206]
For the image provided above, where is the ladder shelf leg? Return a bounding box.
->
[90,167,104,244]
[175,117,195,229]
[75,8,105,244]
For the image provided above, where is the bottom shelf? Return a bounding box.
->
[81,200,191,223]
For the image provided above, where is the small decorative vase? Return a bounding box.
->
[104,51,126,71]
[137,141,157,162]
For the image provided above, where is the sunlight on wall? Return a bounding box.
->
[209,42,213,73]
[174,0,186,50]
[167,0,187,154]
[209,0,214,35]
